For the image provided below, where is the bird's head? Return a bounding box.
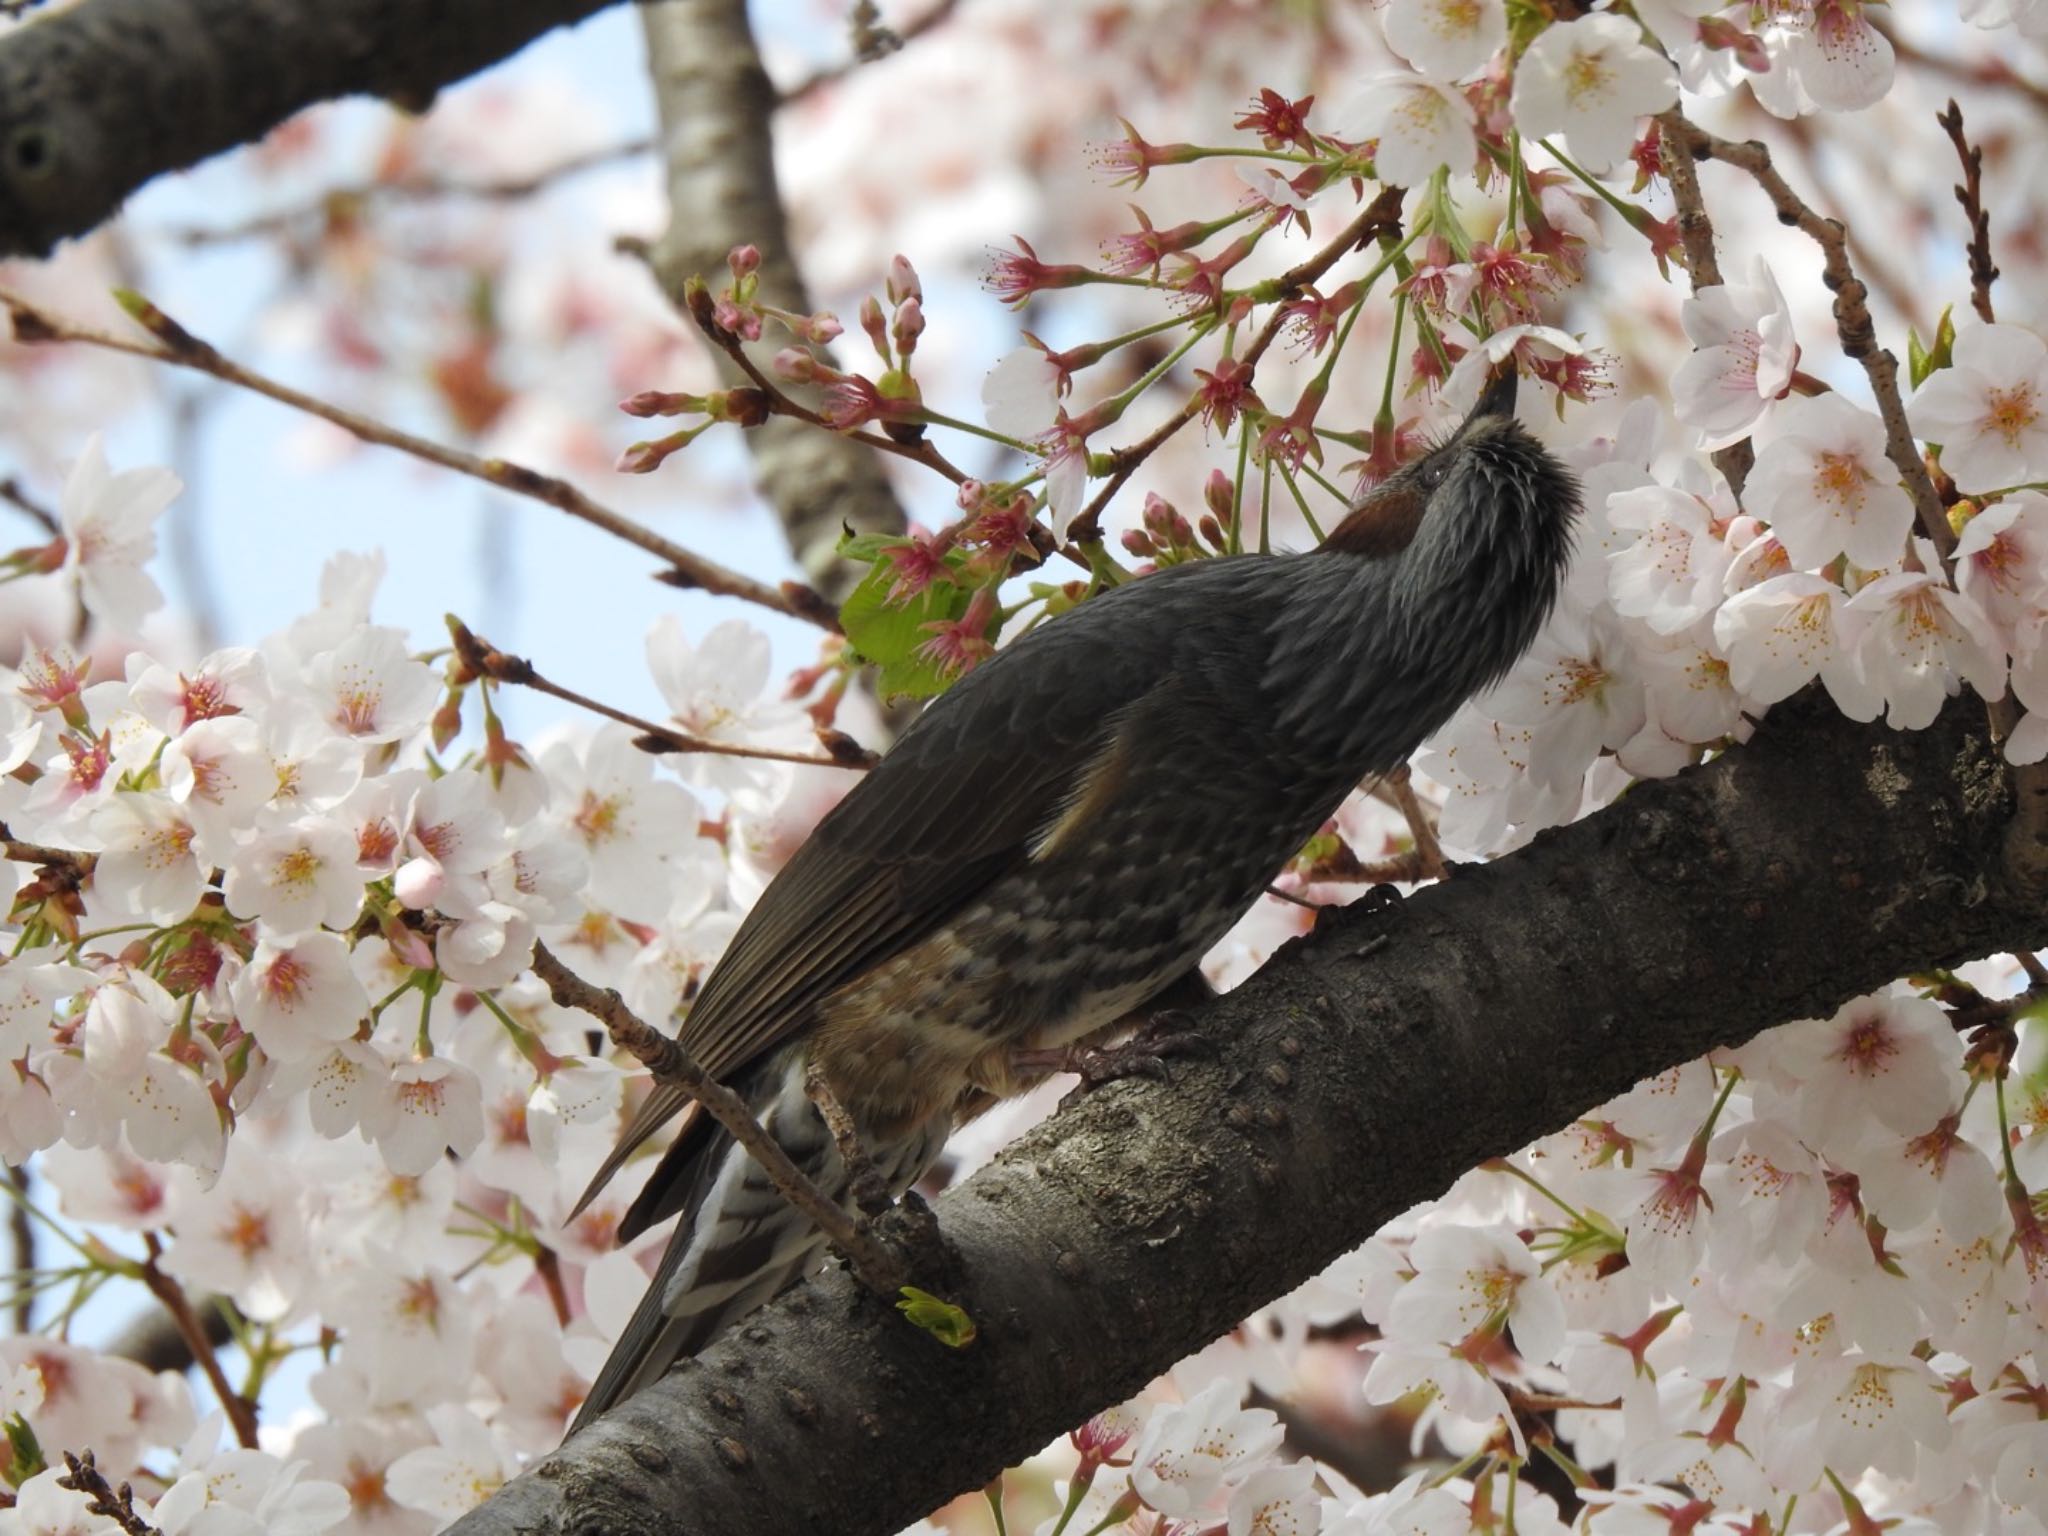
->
[1319,368,1581,567]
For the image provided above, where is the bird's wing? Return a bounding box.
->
[570,613,1178,1234]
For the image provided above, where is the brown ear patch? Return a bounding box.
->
[1320,482,1427,559]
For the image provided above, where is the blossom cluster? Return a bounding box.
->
[0,439,837,1533]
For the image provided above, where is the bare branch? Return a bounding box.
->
[0,473,58,535]
[1936,99,2000,325]
[139,1236,258,1448]
[56,1451,162,1536]
[0,0,618,258]
[1655,110,1754,497]
[526,940,909,1296]
[449,618,875,769]
[0,287,837,631]
[1666,114,1952,562]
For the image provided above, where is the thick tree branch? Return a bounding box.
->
[637,0,907,601]
[0,0,620,258]
[451,691,2041,1536]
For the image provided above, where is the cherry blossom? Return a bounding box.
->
[1509,14,1678,172]
[646,616,807,802]
[1909,323,2048,493]
[56,434,176,632]
[539,726,702,923]
[1606,483,1734,635]
[1384,1223,1566,1366]
[303,628,440,745]
[1671,258,1800,450]
[1483,607,1647,792]
[1712,572,1851,706]
[1126,1379,1283,1518]
[89,791,205,925]
[232,932,371,1062]
[1955,493,2048,651]
[224,817,365,936]
[1830,554,2007,731]
[384,1405,522,1522]
[1380,0,1506,83]
[1338,76,1476,188]
[1747,394,1916,570]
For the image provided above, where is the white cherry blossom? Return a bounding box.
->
[1712,571,1850,705]
[224,817,365,936]
[1671,259,1800,450]
[1955,493,2048,650]
[1508,14,1678,172]
[232,932,371,1063]
[1341,76,1477,187]
[1127,1379,1284,1518]
[1747,393,1916,570]
[57,434,176,632]
[1910,323,2048,493]
[378,1056,486,1175]
[1380,0,1506,82]
[1831,556,2007,730]
[1606,483,1734,635]
[1385,1223,1565,1366]
[304,627,440,745]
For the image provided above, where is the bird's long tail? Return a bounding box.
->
[568,1052,946,1434]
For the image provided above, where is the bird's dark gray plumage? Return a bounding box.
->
[566,368,1580,1433]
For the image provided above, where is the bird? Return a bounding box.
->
[564,366,1579,1432]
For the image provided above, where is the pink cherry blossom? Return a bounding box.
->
[57,434,176,633]
[1381,0,1506,82]
[1909,323,2048,493]
[1671,258,1800,450]
[1509,14,1678,172]
[1338,76,1476,187]
[1747,394,1916,570]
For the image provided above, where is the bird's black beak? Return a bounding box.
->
[1465,365,1518,426]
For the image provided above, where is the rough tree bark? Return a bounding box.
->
[0,0,620,259]
[638,0,907,601]
[449,691,2042,1536]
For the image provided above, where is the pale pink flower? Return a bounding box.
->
[1381,0,1507,81]
[1955,492,2048,650]
[1752,0,1896,116]
[90,791,206,925]
[1782,1354,1951,1475]
[299,1039,399,1141]
[57,434,175,632]
[1671,258,1800,450]
[231,932,370,1063]
[129,647,270,735]
[1339,76,1476,187]
[1711,572,1849,705]
[379,1056,486,1175]
[1705,1119,1827,1269]
[1635,626,1748,746]
[1773,994,1963,1141]
[160,715,273,859]
[393,769,511,910]
[305,627,439,744]
[1127,1379,1284,1518]
[1385,1223,1566,1365]
[1831,557,2007,730]
[1509,14,1678,172]
[224,817,365,936]
[1483,607,1647,792]
[1606,484,1734,635]
[1747,394,1916,569]
[981,345,1062,439]
[1225,1462,1318,1536]
[385,1405,521,1522]
[646,615,807,803]
[540,726,700,923]
[1361,1338,1524,1454]
[154,1446,349,1536]
[0,957,88,1060]
[1910,323,2048,493]
[160,1144,310,1323]
[259,705,365,819]
[327,1265,477,1411]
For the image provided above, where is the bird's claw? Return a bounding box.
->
[1069,1013,1215,1087]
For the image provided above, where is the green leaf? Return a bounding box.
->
[838,561,978,703]
[1908,305,1956,389]
[897,1286,977,1348]
[4,1411,44,1485]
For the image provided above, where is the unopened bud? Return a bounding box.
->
[774,347,821,383]
[1204,468,1234,523]
[727,244,762,278]
[1199,513,1228,551]
[431,697,462,753]
[804,311,843,344]
[859,295,889,358]
[618,389,697,418]
[1172,512,1196,548]
[1121,528,1157,558]
[887,254,923,306]
[891,297,925,358]
[1142,492,1177,540]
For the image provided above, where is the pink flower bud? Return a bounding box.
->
[859,295,889,357]
[774,348,821,383]
[618,390,696,418]
[727,244,762,278]
[1204,468,1234,523]
[886,254,922,306]
[1121,528,1157,558]
[804,312,843,344]
[1199,513,1228,551]
[891,297,925,357]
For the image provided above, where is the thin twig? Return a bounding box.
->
[0,288,838,631]
[2,838,94,878]
[139,1236,259,1448]
[56,1451,163,1536]
[804,1058,890,1217]
[0,475,59,536]
[1067,184,1408,544]
[1385,764,1446,882]
[1937,99,2000,325]
[783,0,958,94]
[1667,114,1952,562]
[527,940,909,1295]
[1656,110,1754,497]
[2018,951,2048,988]
[448,618,876,769]
[8,1164,32,1332]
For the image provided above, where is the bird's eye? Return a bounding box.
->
[1420,459,1449,490]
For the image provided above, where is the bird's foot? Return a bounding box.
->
[1016,1012,1215,1089]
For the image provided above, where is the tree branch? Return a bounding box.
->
[636,0,909,602]
[0,286,836,630]
[451,690,2042,1536]
[0,0,620,259]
